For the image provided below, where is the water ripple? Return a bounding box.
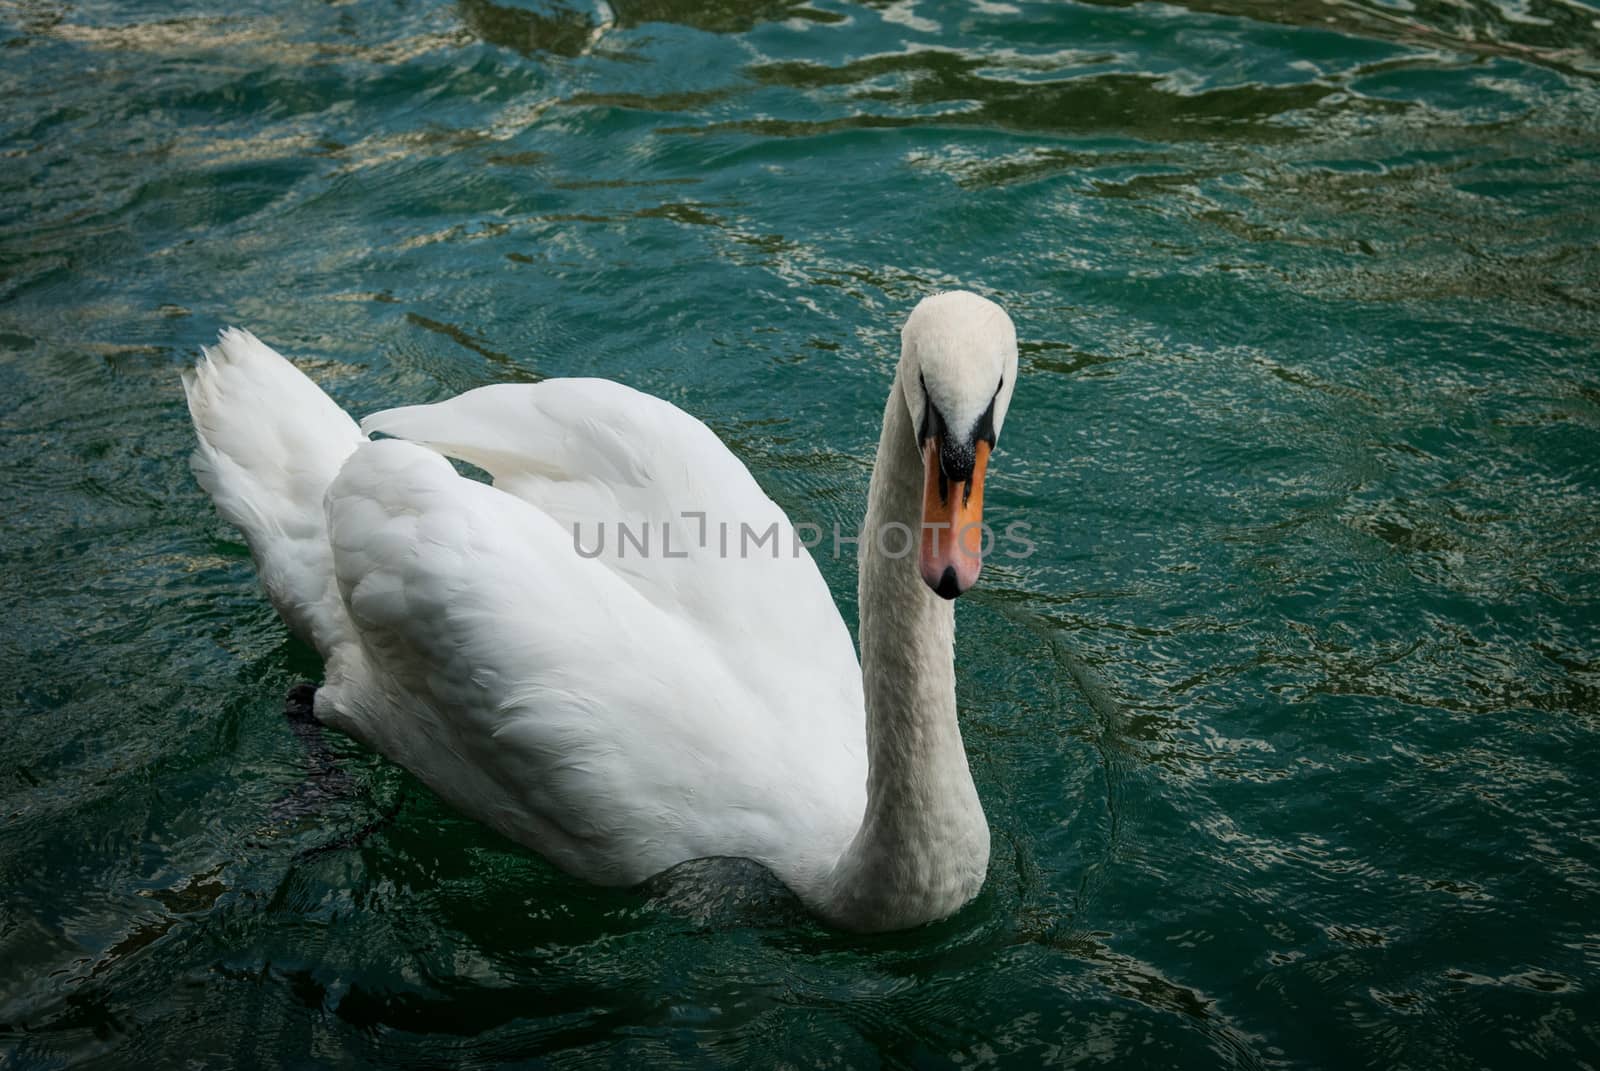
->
[2,0,1597,1066]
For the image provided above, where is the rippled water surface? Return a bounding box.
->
[3,0,1599,1065]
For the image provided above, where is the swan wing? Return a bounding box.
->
[360,379,864,725]
[322,438,865,885]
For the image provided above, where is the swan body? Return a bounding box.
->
[183,292,1018,931]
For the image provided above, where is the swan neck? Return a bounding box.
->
[818,369,989,931]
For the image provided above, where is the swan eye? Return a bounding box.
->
[972,378,1002,448]
[916,372,946,448]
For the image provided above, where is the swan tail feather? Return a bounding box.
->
[183,328,365,654]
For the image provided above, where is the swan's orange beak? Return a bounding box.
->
[919,438,990,600]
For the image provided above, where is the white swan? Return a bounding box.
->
[183,291,1019,932]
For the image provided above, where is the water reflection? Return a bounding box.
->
[1079,0,1600,77]
[727,57,1365,140]
[458,0,843,58]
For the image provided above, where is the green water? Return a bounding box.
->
[3,0,1598,1065]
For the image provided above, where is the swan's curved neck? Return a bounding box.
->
[813,368,990,931]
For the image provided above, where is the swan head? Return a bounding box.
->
[898,291,1019,600]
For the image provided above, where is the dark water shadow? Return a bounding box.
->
[685,55,1407,142]
[1078,0,1600,80]
[457,0,602,57]
[457,0,843,58]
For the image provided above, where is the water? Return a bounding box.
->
[2,0,1598,1065]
